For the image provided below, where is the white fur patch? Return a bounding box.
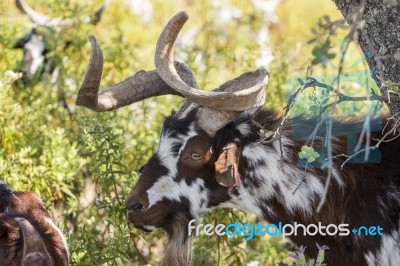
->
[147,125,210,217]
[364,230,400,266]
[237,141,327,216]
[146,176,209,217]
[156,123,197,176]
[156,132,182,177]
[236,123,252,137]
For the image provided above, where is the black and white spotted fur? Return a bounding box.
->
[126,107,400,266]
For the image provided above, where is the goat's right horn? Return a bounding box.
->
[155,11,268,112]
[154,11,268,135]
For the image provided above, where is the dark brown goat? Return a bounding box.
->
[76,12,400,266]
[0,181,69,266]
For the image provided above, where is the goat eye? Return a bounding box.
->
[190,153,203,161]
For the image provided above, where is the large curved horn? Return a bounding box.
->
[16,0,73,28]
[76,12,268,136]
[155,11,268,112]
[76,35,199,112]
[155,12,268,135]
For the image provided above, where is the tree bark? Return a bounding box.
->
[332,0,400,117]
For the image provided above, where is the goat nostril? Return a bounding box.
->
[133,202,143,211]
[126,198,143,212]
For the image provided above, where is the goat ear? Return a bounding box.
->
[214,143,241,188]
[15,218,54,266]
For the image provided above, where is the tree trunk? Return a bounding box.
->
[332,0,400,117]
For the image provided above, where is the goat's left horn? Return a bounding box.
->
[155,11,268,112]
[76,35,199,112]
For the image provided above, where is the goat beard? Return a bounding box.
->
[162,212,193,266]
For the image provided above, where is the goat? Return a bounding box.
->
[75,12,400,266]
[13,0,109,82]
[0,181,69,266]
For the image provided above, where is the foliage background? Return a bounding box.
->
[0,0,377,265]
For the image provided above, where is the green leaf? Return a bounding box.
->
[299,146,320,163]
